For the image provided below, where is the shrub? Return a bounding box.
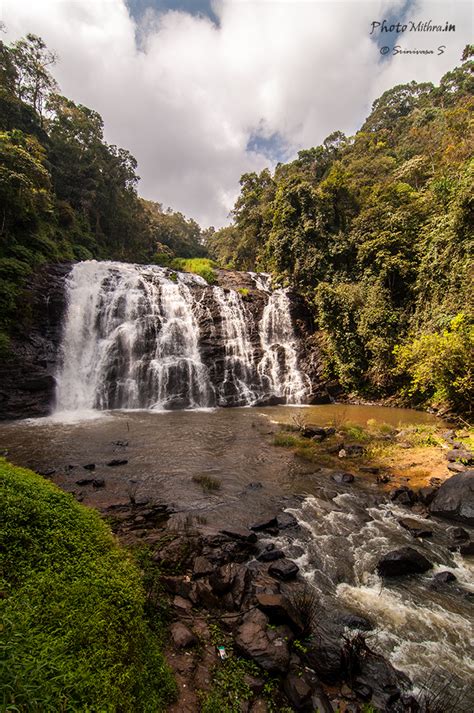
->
[394,312,474,414]
[171,257,217,284]
[0,458,176,712]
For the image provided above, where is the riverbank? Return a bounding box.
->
[1,406,473,711]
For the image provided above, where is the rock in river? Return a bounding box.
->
[377,547,432,577]
[268,559,300,581]
[429,470,474,525]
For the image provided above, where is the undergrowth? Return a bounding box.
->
[0,458,176,712]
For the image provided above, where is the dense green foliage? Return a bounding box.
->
[0,33,206,343]
[207,52,474,415]
[0,458,176,711]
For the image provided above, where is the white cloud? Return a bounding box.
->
[1,0,471,227]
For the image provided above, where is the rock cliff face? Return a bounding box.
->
[0,264,71,420]
[0,262,328,420]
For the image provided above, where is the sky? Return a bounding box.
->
[1,0,472,227]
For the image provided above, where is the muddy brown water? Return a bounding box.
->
[1,404,473,706]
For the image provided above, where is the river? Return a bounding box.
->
[1,403,472,707]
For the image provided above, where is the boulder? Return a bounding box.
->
[209,563,239,594]
[83,463,96,471]
[219,527,257,543]
[92,478,105,488]
[429,470,474,525]
[170,621,196,648]
[432,571,457,585]
[398,518,433,538]
[377,547,432,577]
[268,559,299,581]
[339,614,373,631]
[276,512,299,530]
[460,541,474,556]
[255,593,304,635]
[257,549,285,563]
[106,459,128,467]
[447,526,469,543]
[283,673,312,711]
[249,516,278,531]
[390,487,416,506]
[418,486,438,506]
[331,471,355,484]
[447,462,466,473]
[192,556,214,579]
[235,609,290,674]
[446,449,473,464]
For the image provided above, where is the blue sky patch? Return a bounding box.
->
[127,0,219,25]
[246,130,290,164]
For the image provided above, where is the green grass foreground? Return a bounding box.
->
[0,459,176,712]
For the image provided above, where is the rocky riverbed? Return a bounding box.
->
[1,406,473,711]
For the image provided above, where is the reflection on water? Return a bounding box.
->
[257,402,443,428]
[1,404,472,704]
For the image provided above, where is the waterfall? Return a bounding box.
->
[55,260,309,412]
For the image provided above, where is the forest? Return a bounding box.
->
[0,33,472,416]
[207,48,473,417]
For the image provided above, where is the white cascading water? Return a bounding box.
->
[55,260,308,412]
[258,289,308,402]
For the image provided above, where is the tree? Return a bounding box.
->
[11,34,58,121]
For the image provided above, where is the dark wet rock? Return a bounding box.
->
[446,449,473,464]
[339,614,373,632]
[268,559,299,581]
[92,478,105,488]
[360,466,380,474]
[193,580,221,609]
[347,635,411,711]
[302,425,335,440]
[243,674,265,695]
[376,473,391,484]
[418,486,438,506]
[193,556,214,579]
[106,458,128,467]
[257,549,285,563]
[160,575,194,599]
[327,442,344,454]
[311,688,333,713]
[353,682,373,700]
[235,609,290,674]
[331,471,355,484]
[82,464,95,471]
[37,467,56,477]
[390,487,416,506]
[377,547,432,577]
[398,518,433,538]
[283,673,312,710]
[249,516,278,531]
[246,482,263,491]
[447,525,469,542]
[75,477,94,486]
[306,630,344,683]
[173,595,193,612]
[231,565,250,609]
[220,526,257,543]
[432,571,457,585]
[429,470,474,525]
[170,621,196,648]
[255,593,304,635]
[66,464,79,471]
[209,563,240,594]
[460,541,474,556]
[447,462,466,473]
[276,512,299,530]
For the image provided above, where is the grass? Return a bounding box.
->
[0,458,176,712]
[192,473,222,492]
[170,257,217,284]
